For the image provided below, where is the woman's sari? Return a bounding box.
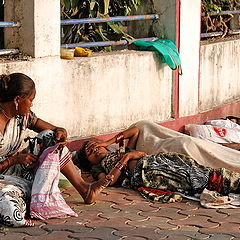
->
[0,112,76,227]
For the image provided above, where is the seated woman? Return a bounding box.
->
[75,123,240,203]
[0,73,112,227]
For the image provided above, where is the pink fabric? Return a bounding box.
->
[30,145,77,219]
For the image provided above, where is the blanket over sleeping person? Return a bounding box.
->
[133,120,240,173]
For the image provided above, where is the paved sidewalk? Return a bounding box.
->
[1,182,240,240]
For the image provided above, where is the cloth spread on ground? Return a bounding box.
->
[92,150,210,203]
[133,39,182,74]
[92,147,240,205]
[130,120,240,207]
[133,120,240,173]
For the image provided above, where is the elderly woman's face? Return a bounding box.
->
[85,146,109,165]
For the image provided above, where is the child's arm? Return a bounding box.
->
[86,126,140,150]
[97,151,147,186]
[218,142,240,150]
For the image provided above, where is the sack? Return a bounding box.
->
[185,124,240,143]
[30,144,77,219]
[133,39,182,74]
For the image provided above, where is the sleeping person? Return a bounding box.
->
[73,120,240,203]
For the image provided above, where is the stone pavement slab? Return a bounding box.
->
[2,185,240,239]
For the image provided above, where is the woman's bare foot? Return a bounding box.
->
[23,219,35,227]
[84,175,113,204]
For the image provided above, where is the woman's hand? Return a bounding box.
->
[85,141,108,152]
[54,127,67,142]
[11,153,38,167]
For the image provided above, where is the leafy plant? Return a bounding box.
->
[61,0,141,51]
[202,0,240,12]
[201,0,240,36]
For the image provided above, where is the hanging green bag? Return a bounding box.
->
[133,39,182,74]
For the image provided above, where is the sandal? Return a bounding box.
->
[84,175,113,204]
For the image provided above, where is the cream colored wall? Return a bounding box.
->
[178,0,201,117]
[61,52,173,137]
[0,51,173,137]
[2,0,240,138]
[130,0,203,118]
[199,40,240,111]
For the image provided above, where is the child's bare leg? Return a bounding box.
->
[61,161,112,204]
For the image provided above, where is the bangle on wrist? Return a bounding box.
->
[115,161,125,171]
[115,132,124,144]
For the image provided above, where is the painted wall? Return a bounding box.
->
[1,0,240,139]
[200,40,240,111]
[1,37,239,137]
[0,51,172,137]
[129,0,203,118]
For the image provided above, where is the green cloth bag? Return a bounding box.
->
[133,39,182,74]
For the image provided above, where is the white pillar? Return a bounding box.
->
[4,0,60,58]
[178,0,201,117]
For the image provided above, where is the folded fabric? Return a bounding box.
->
[133,39,182,74]
[30,144,77,219]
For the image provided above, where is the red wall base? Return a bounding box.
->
[67,100,240,151]
[162,100,240,132]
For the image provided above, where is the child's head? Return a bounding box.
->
[73,141,92,172]
[74,139,110,171]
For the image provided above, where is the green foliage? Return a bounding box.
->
[202,0,240,12]
[201,0,240,35]
[61,0,141,50]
